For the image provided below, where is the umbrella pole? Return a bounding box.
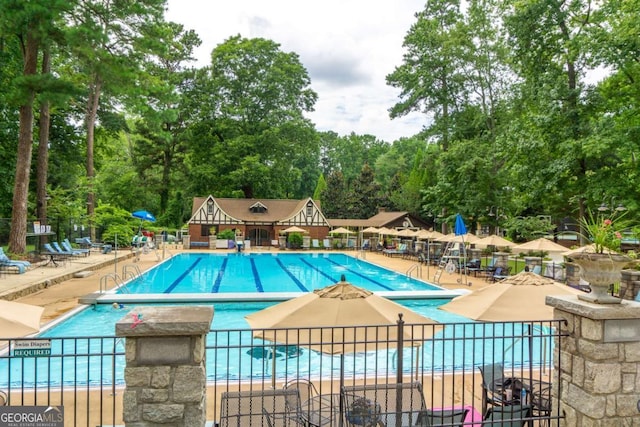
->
[339,354,345,427]
[271,343,277,389]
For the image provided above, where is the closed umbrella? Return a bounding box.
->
[0,300,44,337]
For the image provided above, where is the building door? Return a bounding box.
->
[248,228,270,246]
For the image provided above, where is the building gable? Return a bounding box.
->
[277,198,330,227]
[188,196,243,225]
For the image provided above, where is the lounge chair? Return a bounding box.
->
[42,243,70,267]
[322,239,331,249]
[62,239,90,257]
[75,236,102,251]
[361,239,370,250]
[0,251,27,274]
[489,267,510,282]
[311,239,320,249]
[52,241,75,255]
[383,243,408,257]
[0,248,31,274]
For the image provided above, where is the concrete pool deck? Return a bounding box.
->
[1,246,495,327]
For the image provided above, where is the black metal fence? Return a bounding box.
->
[1,319,564,426]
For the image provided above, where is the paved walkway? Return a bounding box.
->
[2,246,492,326]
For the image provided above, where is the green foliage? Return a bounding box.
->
[288,232,303,249]
[313,173,327,201]
[217,229,236,240]
[503,216,554,243]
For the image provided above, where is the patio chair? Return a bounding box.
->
[341,382,427,427]
[418,407,468,427]
[312,239,320,249]
[219,388,305,427]
[479,363,506,417]
[483,404,532,427]
[283,379,318,409]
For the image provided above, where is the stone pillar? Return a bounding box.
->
[524,256,542,270]
[116,306,214,426]
[546,296,640,426]
[493,252,509,269]
[620,270,640,301]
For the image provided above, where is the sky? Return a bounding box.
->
[165,0,428,142]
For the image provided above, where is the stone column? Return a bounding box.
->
[493,252,509,269]
[620,270,640,301]
[116,306,214,426]
[546,295,640,426]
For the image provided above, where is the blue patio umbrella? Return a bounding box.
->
[132,210,156,222]
[454,213,470,285]
[454,213,467,236]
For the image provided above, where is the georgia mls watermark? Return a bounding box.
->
[0,406,63,427]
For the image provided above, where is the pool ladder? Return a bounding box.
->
[99,264,141,293]
[100,273,123,293]
[406,263,422,279]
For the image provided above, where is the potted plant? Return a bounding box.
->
[571,210,636,304]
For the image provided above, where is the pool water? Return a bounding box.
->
[1,301,553,387]
[121,253,442,294]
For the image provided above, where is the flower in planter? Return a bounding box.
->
[579,209,634,254]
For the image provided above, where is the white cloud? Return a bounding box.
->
[166,0,427,142]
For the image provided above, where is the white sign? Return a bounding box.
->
[13,340,51,357]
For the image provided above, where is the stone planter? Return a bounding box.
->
[571,252,631,304]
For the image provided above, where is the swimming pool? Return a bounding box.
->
[1,300,554,388]
[117,253,442,294]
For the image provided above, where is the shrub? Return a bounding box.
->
[288,232,303,249]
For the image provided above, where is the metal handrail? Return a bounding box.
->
[99,273,122,293]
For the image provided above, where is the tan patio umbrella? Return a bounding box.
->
[281,226,308,234]
[396,229,418,237]
[246,280,439,354]
[246,280,440,388]
[0,300,44,337]
[361,226,380,234]
[475,235,516,249]
[439,271,582,321]
[562,244,597,257]
[513,238,567,253]
[377,227,398,236]
[329,227,354,235]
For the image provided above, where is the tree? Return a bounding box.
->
[386,0,468,152]
[321,171,348,218]
[66,0,166,238]
[0,0,73,254]
[313,173,327,201]
[184,36,318,198]
[347,164,381,219]
[129,21,201,215]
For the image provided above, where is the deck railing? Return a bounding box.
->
[0,319,565,426]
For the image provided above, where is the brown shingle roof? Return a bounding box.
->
[191,197,320,223]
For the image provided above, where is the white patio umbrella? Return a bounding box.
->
[514,238,567,253]
[361,226,380,234]
[329,227,354,235]
[475,235,516,249]
[0,300,44,337]
[281,226,308,234]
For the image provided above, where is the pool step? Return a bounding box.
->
[78,292,103,305]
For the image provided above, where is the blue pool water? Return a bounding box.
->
[0,253,553,388]
[120,253,441,294]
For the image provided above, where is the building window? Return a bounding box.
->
[207,200,214,215]
[306,201,313,217]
